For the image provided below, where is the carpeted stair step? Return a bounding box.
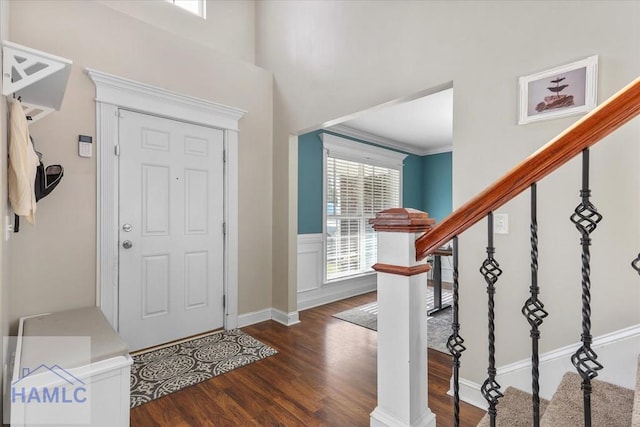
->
[477,386,549,427]
[632,355,640,427]
[540,371,634,427]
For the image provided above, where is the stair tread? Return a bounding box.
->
[541,372,634,427]
[477,386,550,427]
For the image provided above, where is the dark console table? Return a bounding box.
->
[428,247,453,315]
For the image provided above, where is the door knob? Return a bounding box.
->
[122,223,133,232]
[122,240,133,249]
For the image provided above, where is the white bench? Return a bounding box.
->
[10,307,132,426]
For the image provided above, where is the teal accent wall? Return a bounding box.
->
[297,130,423,234]
[298,130,324,234]
[421,151,452,222]
[402,154,423,210]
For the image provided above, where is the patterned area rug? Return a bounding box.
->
[130,329,277,408]
[333,288,453,353]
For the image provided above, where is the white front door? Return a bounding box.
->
[118,110,225,351]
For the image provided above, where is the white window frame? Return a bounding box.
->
[321,133,407,283]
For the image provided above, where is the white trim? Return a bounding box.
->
[298,233,324,245]
[86,68,245,130]
[224,129,240,329]
[297,233,323,294]
[456,378,486,410]
[420,145,453,156]
[321,132,407,168]
[236,308,301,328]
[237,308,272,328]
[297,271,377,311]
[495,323,640,396]
[330,124,452,157]
[456,323,640,410]
[271,309,301,326]
[321,134,404,283]
[330,124,422,156]
[322,147,328,284]
[370,406,436,427]
[87,68,244,333]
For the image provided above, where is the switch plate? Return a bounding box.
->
[494,213,509,235]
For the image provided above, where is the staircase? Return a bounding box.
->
[371,75,640,427]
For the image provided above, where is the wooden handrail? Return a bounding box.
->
[416,76,640,261]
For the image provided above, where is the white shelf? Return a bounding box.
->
[2,40,72,123]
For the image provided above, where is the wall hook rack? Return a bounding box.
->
[2,40,72,123]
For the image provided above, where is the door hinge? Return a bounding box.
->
[223,149,226,163]
[223,295,226,309]
[114,145,120,156]
[222,222,226,236]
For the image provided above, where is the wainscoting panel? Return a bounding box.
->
[297,234,377,311]
[297,234,323,293]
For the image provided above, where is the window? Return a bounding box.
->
[323,134,406,282]
[166,0,206,18]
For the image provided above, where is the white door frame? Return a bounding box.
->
[86,68,245,332]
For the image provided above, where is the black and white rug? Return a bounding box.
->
[130,329,277,408]
[333,288,453,353]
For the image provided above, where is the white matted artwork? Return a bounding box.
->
[518,55,598,125]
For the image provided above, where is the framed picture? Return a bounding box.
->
[518,55,598,125]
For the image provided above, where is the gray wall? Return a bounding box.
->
[7,0,273,325]
[256,0,640,384]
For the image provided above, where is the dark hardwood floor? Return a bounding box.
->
[130,292,485,426]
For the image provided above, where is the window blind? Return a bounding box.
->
[326,156,400,281]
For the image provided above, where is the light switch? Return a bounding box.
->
[494,213,509,235]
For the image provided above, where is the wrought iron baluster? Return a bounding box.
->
[521,183,548,427]
[480,212,503,427]
[447,236,465,427]
[569,148,603,427]
[632,254,640,275]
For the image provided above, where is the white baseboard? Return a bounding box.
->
[237,308,273,328]
[456,323,640,409]
[237,308,301,328]
[272,309,300,326]
[370,406,436,427]
[297,274,377,311]
[456,378,486,410]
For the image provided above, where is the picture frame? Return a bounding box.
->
[518,55,598,125]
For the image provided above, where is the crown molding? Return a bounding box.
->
[86,68,246,131]
[320,132,407,168]
[328,124,451,156]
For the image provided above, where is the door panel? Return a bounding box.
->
[142,164,170,235]
[184,169,209,234]
[185,251,209,309]
[142,254,170,317]
[118,110,224,351]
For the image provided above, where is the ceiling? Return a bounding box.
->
[327,87,453,156]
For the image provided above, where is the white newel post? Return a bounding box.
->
[369,208,437,427]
